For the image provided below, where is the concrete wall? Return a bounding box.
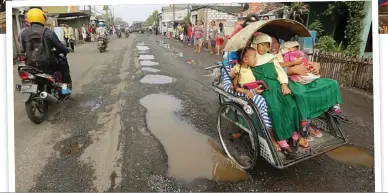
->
[205,8,238,40]
[57,17,90,29]
[360,1,372,56]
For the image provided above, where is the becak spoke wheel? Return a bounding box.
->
[217,102,259,170]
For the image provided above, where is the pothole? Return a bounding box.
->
[139,75,176,84]
[79,96,103,112]
[326,145,374,168]
[139,94,248,182]
[141,67,161,73]
[137,46,150,51]
[139,55,155,60]
[140,61,159,66]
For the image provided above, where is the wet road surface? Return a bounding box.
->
[13,34,374,192]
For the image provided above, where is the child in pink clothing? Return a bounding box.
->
[280,41,320,84]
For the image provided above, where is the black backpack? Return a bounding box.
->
[25,27,50,69]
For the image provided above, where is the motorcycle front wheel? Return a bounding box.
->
[25,98,48,124]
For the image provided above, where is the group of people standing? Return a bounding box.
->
[171,20,225,55]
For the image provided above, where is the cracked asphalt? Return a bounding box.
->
[13,33,375,192]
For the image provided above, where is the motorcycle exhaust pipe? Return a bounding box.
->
[40,92,58,104]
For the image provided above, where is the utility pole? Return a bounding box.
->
[187,4,190,23]
[172,4,175,26]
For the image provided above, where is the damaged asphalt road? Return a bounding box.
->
[13,34,374,192]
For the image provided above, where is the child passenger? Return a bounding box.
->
[280,41,321,85]
[229,47,286,152]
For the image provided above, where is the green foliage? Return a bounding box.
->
[343,1,365,55]
[146,10,159,25]
[182,16,190,24]
[308,20,324,37]
[321,1,365,55]
[315,35,343,52]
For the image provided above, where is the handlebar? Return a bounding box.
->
[205,62,223,71]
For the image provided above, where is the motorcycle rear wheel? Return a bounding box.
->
[25,98,48,124]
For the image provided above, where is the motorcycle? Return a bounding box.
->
[117,31,122,38]
[97,37,107,53]
[15,51,71,124]
[125,31,129,38]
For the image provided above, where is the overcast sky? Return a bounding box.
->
[86,4,166,25]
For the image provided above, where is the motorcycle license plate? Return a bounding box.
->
[21,84,38,94]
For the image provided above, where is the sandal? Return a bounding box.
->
[281,146,297,159]
[328,109,350,123]
[272,139,281,152]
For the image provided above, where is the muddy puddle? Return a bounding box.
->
[326,145,374,168]
[140,75,176,84]
[139,94,248,183]
[138,55,155,60]
[136,46,150,51]
[140,61,159,66]
[141,67,161,73]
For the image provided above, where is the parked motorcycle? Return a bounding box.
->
[125,32,129,38]
[117,31,122,38]
[15,52,71,124]
[97,37,107,53]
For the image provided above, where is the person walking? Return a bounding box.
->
[216,22,225,55]
[193,20,204,53]
[208,20,217,54]
[187,23,193,45]
[81,24,87,42]
[63,24,75,52]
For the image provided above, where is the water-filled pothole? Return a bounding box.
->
[139,94,248,182]
[140,75,176,84]
[140,61,159,66]
[139,55,155,60]
[326,145,374,168]
[137,46,150,51]
[141,67,161,73]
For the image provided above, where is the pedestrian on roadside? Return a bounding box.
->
[216,22,225,55]
[183,23,188,43]
[208,20,217,54]
[193,20,204,53]
[81,24,87,41]
[63,24,75,52]
[187,23,193,45]
[89,24,95,41]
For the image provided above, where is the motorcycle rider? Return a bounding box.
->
[124,25,130,36]
[96,22,109,46]
[20,8,72,94]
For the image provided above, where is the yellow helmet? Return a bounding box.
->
[26,8,47,25]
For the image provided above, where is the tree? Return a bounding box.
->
[114,17,128,26]
[283,2,310,24]
[145,10,159,25]
[103,5,112,26]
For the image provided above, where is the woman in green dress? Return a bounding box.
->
[248,33,306,157]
